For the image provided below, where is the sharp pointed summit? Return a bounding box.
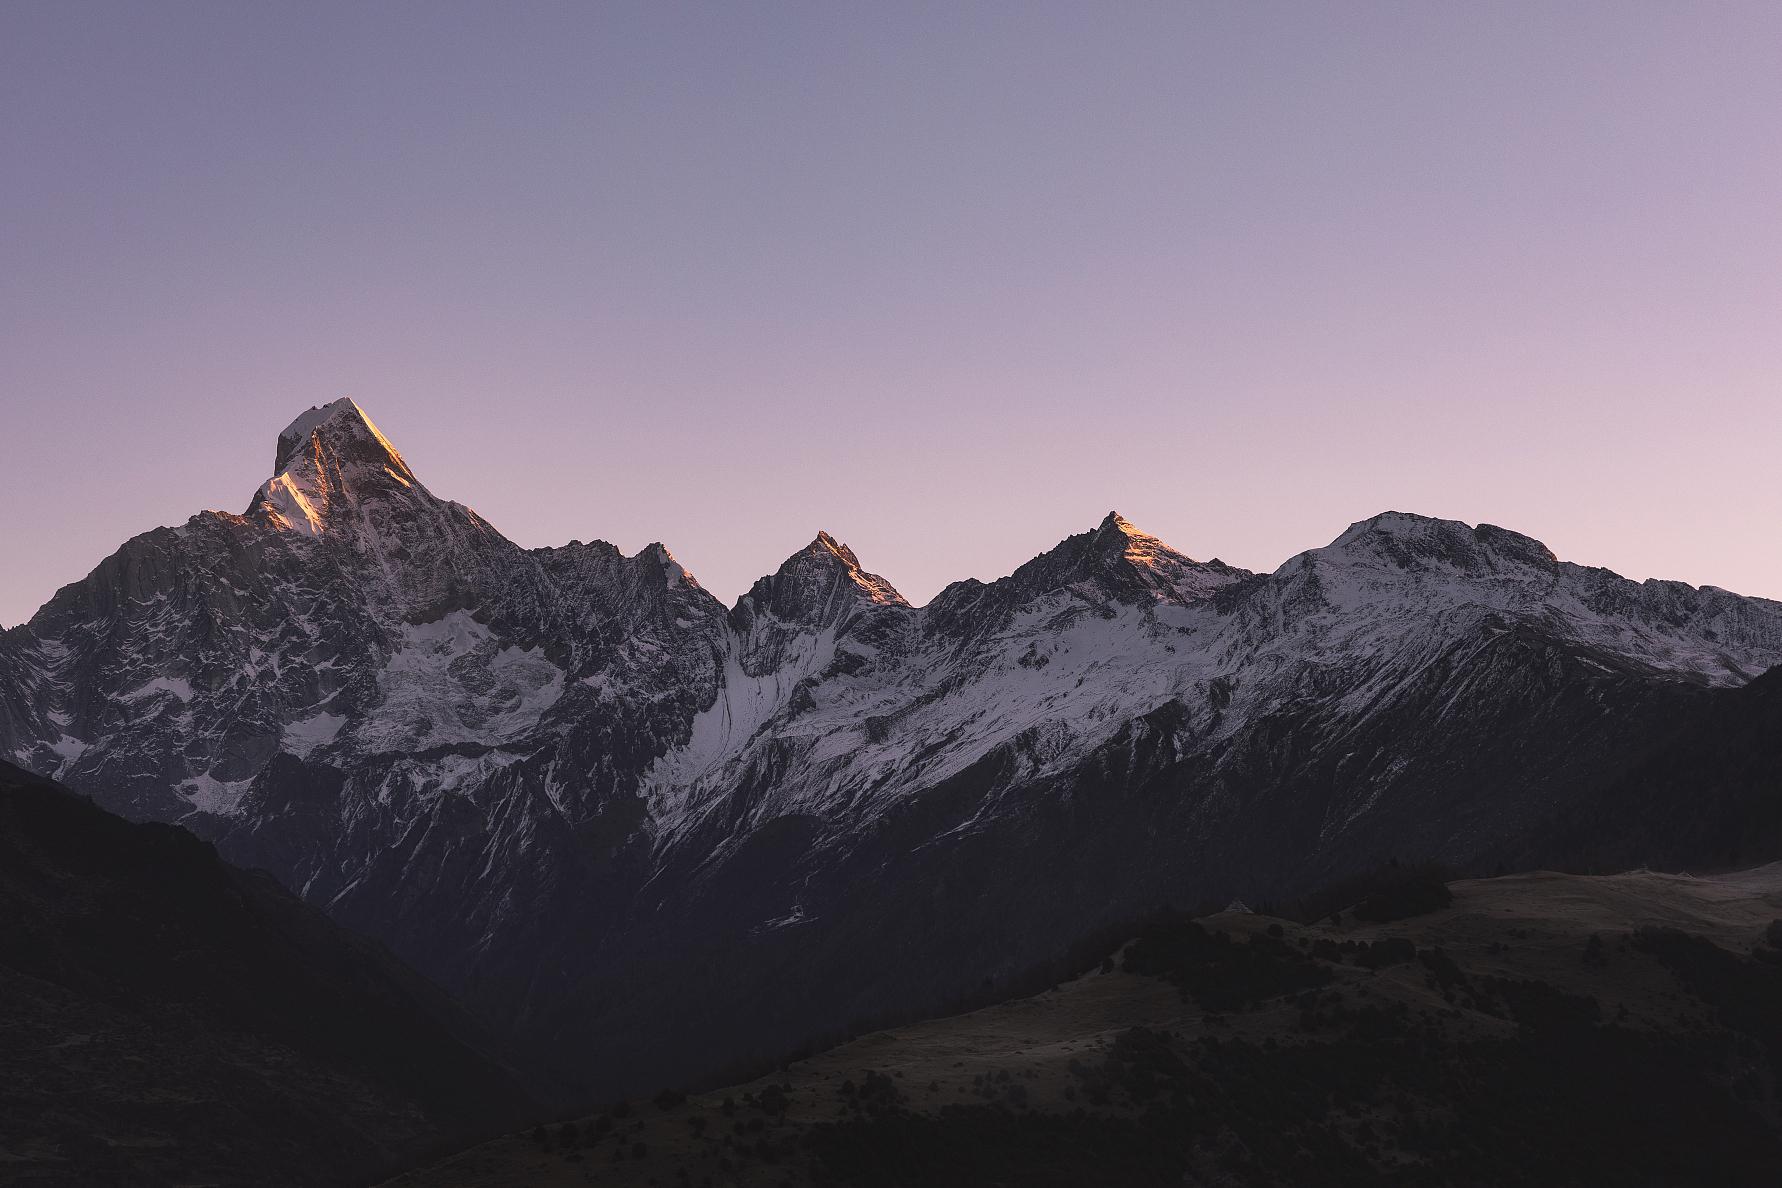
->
[1088,509,1180,563]
[272,398,413,478]
[253,399,434,537]
[972,510,1248,611]
[738,531,907,622]
[804,530,863,567]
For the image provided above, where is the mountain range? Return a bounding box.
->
[5,398,1781,1097]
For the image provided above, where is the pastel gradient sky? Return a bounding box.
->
[3,2,1780,626]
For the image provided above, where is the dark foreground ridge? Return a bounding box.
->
[0,761,536,1187]
[388,862,1782,1188]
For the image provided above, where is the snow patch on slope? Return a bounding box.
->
[355,611,564,752]
[123,676,194,702]
[282,711,347,757]
[179,772,253,816]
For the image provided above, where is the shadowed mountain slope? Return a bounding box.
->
[1498,664,1782,875]
[0,760,536,1187]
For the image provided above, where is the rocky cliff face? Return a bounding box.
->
[6,399,1781,1096]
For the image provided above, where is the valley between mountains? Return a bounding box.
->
[5,397,1782,1130]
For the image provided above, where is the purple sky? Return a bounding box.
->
[3,3,1780,626]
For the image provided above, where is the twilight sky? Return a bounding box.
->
[3,2,1780,626]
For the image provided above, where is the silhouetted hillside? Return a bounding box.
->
[0,760,537,1187]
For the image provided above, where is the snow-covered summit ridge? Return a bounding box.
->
[1287,509,1780,613]
[1248,510,1782,690]
[1318,511,1559,573]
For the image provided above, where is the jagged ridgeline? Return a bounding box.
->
[4,398,1782,1098]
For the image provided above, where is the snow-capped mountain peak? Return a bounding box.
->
[983,511,1249,611]
[735,532,908,627]
[807,529,861,566]
[795,531,904,605]
[255,398,428,536]
[1091,510,1222,576]
[634,541,702,590]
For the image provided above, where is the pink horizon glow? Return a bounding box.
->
[3,3,1780,626]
